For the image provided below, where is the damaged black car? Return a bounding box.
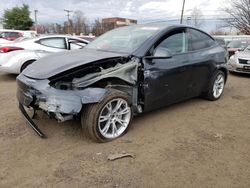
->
[17,24,228,142]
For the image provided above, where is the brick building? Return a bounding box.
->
[102,17,137,30]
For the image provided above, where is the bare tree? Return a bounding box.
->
[191,7,203,28]
[210,29,227,35]
[63,19,73,34]
[223,0,250,34]
[91,18,104,36]
[73,10,89,35]
[43,23,57,34]
[55,23,64,34]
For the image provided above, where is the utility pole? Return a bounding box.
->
[64,9,73,34]
[34,10,38,33]
[180,0,186,24]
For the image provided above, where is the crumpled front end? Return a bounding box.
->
[17,74,108,121]
[16,55,139,138]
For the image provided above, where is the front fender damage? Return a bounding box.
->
[17,74,109,117]
[17,78,109,137]
[44,56,139,116]
[17,56,140,138]
[38,88,109,115]
[72,59,138,88]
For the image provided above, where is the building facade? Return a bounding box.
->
[102,17,137,30]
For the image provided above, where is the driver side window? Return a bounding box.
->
[156,31,187,55]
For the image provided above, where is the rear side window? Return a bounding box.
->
[188,29,215,51]
[39,38,66,49]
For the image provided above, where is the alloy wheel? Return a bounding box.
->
[98,98,131,139]
[213,73,225,98]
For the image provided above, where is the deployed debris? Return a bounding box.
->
[108,152,135,161]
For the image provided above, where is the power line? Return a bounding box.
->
[140,16,231,24]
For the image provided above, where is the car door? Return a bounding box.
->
[185,28,219,97]
[143,29,191,111]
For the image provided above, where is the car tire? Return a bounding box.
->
[20,60,36,72]
[203,70,225,101]
[81,89,133,142]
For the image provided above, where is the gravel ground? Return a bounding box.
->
[0,72,249,188]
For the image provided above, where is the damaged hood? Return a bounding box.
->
[22,48,128,79]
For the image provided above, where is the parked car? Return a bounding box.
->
[0,38,13,44]
[0,35,89,74]
[0,37,30,46]
[227,40,250,57]
[17,24,228,142]
[0,31,23,41]
[228,45,250,74]
[213,35,250,45]
[0,29,37,39]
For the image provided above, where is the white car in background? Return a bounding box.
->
[0,38,13,44]
[228,45,250,74]
[0,35,89,74]
[0,37,30,45]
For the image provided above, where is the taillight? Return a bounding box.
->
[0,46,24,53]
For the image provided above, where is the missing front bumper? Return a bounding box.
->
[16,74,111,138]
[18,102,46,138]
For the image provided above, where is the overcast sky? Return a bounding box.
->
[0,0,231,30]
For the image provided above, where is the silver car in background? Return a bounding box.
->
[0,35,89,74]
[228,45,250,74]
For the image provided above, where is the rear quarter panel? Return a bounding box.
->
[0,50,39,73]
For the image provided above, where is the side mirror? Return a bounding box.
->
[145,47,173,59]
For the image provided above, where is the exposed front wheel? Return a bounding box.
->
[81,89,132,142]
[204,70,225,101]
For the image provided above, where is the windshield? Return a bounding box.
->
[85,25,161,53]
[227,40,249,49]
[244,45,250,52]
